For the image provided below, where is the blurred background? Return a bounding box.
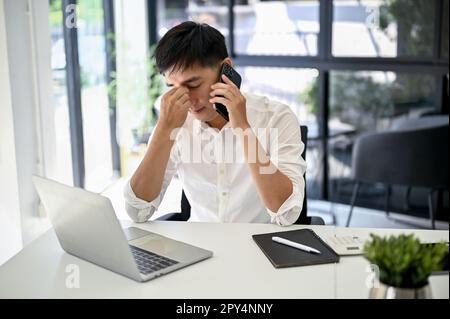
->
[1,0,448,265]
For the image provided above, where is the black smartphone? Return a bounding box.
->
[214,63,242,121]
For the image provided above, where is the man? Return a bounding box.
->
[124,21,306,226]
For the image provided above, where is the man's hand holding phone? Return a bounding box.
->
[210,74,249,130]
[158,87,191,131]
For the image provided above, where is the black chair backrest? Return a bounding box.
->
[179,190,191,220]
[352,121,449,188]
[180,125,310,223]
[294,125,309,224]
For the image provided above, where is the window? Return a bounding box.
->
[332,0,436,58]
[328,70,437,205]
[139,0,448,218]
[151,0,447,210]
[77,0,114,192]
[115,0,158,178]
[234,0,319,55]
[157,0,229,43]
[236,66,319,122]
[49,0,73,185]
[442,0,449,59]
[54,0,448,217]
[330,71,436,133]
[48,0,117,190]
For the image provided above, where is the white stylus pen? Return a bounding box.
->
[272,236,322,254]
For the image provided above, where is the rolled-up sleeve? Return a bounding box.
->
[123,135,179,223]
[265,107,306,226]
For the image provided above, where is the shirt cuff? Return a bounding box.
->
[123,180,159,223]
[265,182,303,226]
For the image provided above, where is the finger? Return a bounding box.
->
[176,93,190,105]
[211,82,229,90]
[181,99,192,110]
[209,96,230,107]
[221,74,238,89]
[163,86,177,98]
[210,88,235,100]
[212,78,239,96]
[172,87,189,101]
[171,87,189,101]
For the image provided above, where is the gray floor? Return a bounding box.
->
[103,177,449,230]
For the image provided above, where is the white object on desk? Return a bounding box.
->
[324,235,365,256]
[272,236,321,254]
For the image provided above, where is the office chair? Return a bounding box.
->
[345,115,449,229]
[157,125,325,225]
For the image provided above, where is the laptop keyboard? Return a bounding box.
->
[130,245,179,275]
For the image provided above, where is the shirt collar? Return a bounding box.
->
[193,118,232,135]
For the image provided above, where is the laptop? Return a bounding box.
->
[32,175,213,282]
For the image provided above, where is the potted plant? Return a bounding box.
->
[364,233,448,299]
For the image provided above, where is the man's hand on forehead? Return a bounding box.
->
[158,86,192,130]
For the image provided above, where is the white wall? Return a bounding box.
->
[0,0,55,265]
[0,0,23,266]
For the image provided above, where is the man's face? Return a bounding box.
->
[163,61,226,123]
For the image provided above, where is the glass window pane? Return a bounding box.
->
[234,0,319,56]
[332,0,436,58]
[115,0,160,178]
[236,66,319,122]
[235,66,322,197]
[330,71,436,133]
[49,0,73,186]
[442,0,449,59]
[157,0,229,43]
[328,71,436,212]
[77,0,113,191]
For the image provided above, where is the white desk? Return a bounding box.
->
[0,221,448,299]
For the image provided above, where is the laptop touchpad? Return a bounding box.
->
[129,234,180,256]
[123,227,152,241]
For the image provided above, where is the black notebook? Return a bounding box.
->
[252,229,340,268]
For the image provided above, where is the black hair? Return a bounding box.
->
[155,21,228,74]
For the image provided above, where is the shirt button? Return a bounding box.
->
[222,192,227,197]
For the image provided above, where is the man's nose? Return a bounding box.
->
[188,92,198,104]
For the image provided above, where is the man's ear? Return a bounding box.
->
[222,57,233,66]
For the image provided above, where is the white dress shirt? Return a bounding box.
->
[124,92,306,226]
